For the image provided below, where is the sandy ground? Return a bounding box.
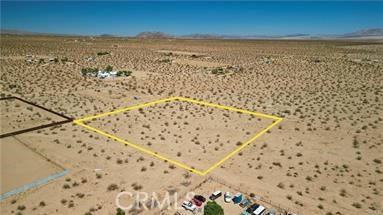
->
[84,100,274,172]
[0,136,63,194]
[173,59,228,68]
[157,50,206,57]
[0,98,65,134]
[0,36,382,215]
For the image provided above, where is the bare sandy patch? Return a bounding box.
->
[0,137,63,194]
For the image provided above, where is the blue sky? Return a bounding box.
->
[1,1,382,36]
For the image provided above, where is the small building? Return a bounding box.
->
[97,71,118,79]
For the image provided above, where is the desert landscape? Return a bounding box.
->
[0,35,382,215]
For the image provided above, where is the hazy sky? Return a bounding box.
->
[1,1,382,36]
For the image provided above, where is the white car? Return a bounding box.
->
[224,192,231,203]
[182,201,196,212]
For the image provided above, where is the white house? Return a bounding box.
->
[97,71,118,79]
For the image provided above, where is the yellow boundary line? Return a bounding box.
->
[74,96,282,176]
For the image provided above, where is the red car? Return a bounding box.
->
[192,197,203,207]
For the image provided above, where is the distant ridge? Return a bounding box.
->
[135,32,171,39]
[181,34,224,39]
[341,28,383,37]
[0,29,81,37]
[1,28,382,40]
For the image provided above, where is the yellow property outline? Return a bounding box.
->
[74,96,282,176]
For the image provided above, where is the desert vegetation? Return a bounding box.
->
[0,36,382,215]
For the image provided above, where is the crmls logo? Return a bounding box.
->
[116,191,195,211]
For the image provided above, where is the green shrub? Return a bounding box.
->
[204,201,224,215]
[81,68,98,76]
[97,51,109,56]
[116,70,132,77]
[105,65,113,72]
[116,208,125,215]
[211,67,226,75]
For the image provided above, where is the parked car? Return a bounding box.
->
[253,205,266,215]
[286,212,297,215]
[192,197,203,207]
[194,195,206,203]
[267,209,275,215]
[246,204,260,213]
[239,198,250,208]
[224,192,232,203]
[209,191,222,200]
[182,201,196,212]
[233,193,243,204]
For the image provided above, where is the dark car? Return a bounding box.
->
[246,204,260,213]
[192,198,203,207]
[209,191,222,201]
[194,195,206,203]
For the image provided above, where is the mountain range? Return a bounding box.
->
[1,28,383,40]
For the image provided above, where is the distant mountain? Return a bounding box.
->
[283,33,311,38]
[0,29,82,37]
[135,32,171,39]
[341,28,383,37]
[181,34,224,39]
[98,34,119,37]
[1,29,49,35]
[2,28,383,40]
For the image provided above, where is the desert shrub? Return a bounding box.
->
[107,183,119,191]
[211,67,226,75]
[352,202,362,208]
[97,51,109,56]
[116,70,132,77]
[105,65,113,72]
[116,208,125,215]
[203,201,224,215]
[131,183,143,190]
[340,189,347,197]
[17,205,26,210]
[81,68,98,76]
[297,191,303,196]
[159,58,171,63]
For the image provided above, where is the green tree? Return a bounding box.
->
[116,208,125,215]
[204,201,224,215]
[105,65,113,72]
[117,70,132,77]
